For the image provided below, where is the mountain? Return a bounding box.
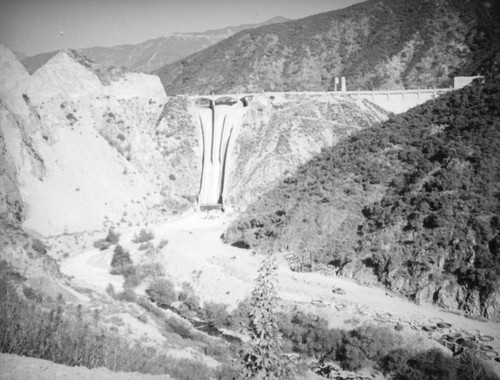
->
[224,80,500,320]
[0,45,199,236]
[155,0,500,94]
[21,17,289,75]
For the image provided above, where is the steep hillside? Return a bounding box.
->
[21,17,288,75]
[225,80,500,320]
[0,46,203,236]
[224,93,388,208]
[156,0,500,94]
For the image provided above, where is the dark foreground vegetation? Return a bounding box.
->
[225,80,500,319]
[0,261,223,380]
[1,256,498,380]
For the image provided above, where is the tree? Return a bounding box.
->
[241,255,294,379]
[110,245,132,275]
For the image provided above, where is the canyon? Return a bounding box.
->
[1,28,499,378]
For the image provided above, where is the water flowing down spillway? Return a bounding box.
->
[195,100,248,209]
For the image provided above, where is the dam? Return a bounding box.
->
[191,80,473,211]
[194,96,251,210]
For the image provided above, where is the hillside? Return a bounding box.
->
[156,0,500,94]
[224,80,500,321]
[21,17,288,75]
[0,45,202,236]
[224,93,388,209]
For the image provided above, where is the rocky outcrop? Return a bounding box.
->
[0,110,24,224]
[225,94,388,209]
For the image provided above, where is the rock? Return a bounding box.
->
[225,93,387,209]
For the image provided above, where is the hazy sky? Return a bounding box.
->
[0,0,365,56]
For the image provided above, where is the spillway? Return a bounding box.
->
[195,99,248,210]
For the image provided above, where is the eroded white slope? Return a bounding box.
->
[20,117,153,235]
[0,44,30,118]
[0,47,167,235]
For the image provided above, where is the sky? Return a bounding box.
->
[0,0,365,57]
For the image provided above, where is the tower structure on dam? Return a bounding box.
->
[194,95,251,210]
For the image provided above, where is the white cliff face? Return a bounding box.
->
[0,46,185,236]
[0,45,30,118]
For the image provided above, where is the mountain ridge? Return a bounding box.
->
[21,16,289,75]
[155,0,500,94]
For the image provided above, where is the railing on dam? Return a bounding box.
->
[186,87,454,101]
[186,87,454,115]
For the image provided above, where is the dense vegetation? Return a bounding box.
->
[0,263,216,380]
[225,81,500,318]
[2,253,498,380]
[156,0,500,94]
[231,256,498,379]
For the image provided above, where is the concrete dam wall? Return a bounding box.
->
[195,98,249,209]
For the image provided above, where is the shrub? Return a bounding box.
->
[456,351,499,380]
[224,297,252,330]
[240,255,294,379]
[203,302,231,328]
[93,240,111,251]
[178,282,201,314]
[93,228,120,250]
[166,317,192,339]
[379,347,414,375]
[133,229,154,243]
[22,286,42,302]
[278,310,342,360]
[110,245,133,275]
[122,266,141,289]
[147,278,177,306]
[105,284,115,297]
[393,348,457,380]
[339,326,403,371]
[157,239,169,250]
[0,272,214,379]
[105,228,120,244]
[114,288,137,303]
[138,242,154,251]
[386,349,500,380]
[31,238,48,254]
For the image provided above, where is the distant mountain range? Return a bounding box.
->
[21,16,289,74]
[155,0,500,94]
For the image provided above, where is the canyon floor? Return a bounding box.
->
[4,212,500,379]
[63,213,500,371]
